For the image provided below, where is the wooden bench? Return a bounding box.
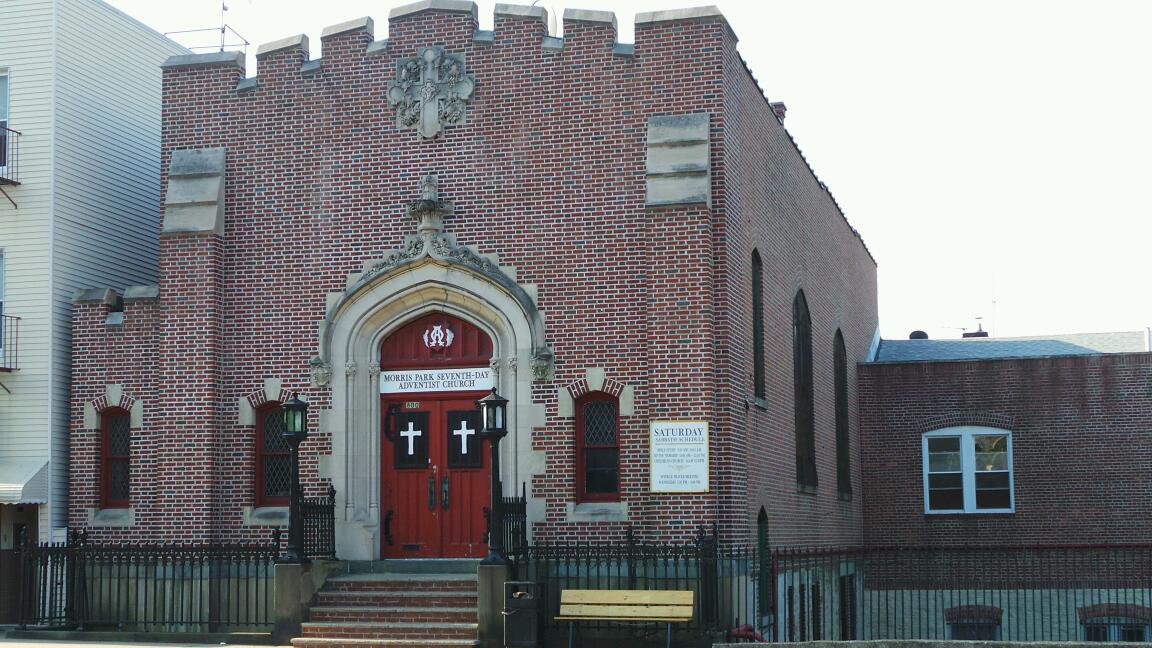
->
[556,589,694,648]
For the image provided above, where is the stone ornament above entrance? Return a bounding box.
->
[387,46,475,140]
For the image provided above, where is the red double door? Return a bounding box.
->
[380,396,490,558]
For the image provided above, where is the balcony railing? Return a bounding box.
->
[1,126,20,185]
[1,309,19,371]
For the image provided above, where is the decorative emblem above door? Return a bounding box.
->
[387,47,475,140]
[423,324,454,351]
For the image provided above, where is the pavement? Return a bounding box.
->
[0,636,288,641]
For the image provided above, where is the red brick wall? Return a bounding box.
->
[718,32,878,548]
[70,7,877,547]
[859,353,1152,546]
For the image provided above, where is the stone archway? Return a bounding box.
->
[316,178,551,559]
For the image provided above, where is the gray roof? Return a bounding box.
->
[873,331,1149,363]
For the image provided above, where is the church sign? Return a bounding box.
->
[379,367,494,394]
[649,420,709,493]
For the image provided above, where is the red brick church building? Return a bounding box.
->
[69,1,876,556]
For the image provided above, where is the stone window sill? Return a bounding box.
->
[243,506,289,526]
[87,507,135,527]
[565,501,628,522]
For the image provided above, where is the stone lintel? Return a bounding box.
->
[494,3,547,23]
[257,34,309,58]
[321,16,374,39]
[73,288,120,306]
[123,285,160,301]
[390,0,478,22]
[564,8,617,29]
[636,5,725,25]
[162,51,244,69]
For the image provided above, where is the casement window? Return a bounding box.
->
[752,250,765,400]
[255,404,290,506]
[833,330,851,498]
[101,409,131,508]
[1084,618,1150,642]
[793,290,816,489]
[575,392,619,502]
[923,426,1013,513]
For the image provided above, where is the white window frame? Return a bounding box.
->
[922,426,1014,514]
[0,69,9,174]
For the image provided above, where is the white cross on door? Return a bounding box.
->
[452,420,476,455]
[400,421,423,455]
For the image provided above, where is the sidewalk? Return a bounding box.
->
[0,639,286,648]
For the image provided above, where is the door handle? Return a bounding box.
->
[428,474,436,511]
[441,474,450,510]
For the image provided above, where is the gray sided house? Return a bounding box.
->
[0,0,186,622]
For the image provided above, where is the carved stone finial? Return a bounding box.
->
[407,174,454,236]
[310,356,332,387]
[386,46,475,140]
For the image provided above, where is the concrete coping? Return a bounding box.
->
[390,0,478,22]
[236,77,258,92]
[162,50,244,69]
[564,8,617,28]
[636,5,725,25]
[257,34,309,58]
[123,285,159,301]
[473,30,495,44]
[301,60,322,75]
[366,39,390,56]
[73,288,120,306]
[494,3,547,23]
[542,36,564,51]
[612,43,635,57]
[321,16,374,39]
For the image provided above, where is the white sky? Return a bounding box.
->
[105,0,1152,341]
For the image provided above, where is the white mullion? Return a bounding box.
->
[961,429,976,512]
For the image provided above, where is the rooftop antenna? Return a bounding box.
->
[164,0,250,54]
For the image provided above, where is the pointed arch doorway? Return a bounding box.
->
[379,312,493,558]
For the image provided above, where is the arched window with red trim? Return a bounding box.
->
[575,392,620,502]
[255,403,290,506]
[101,408,131,508]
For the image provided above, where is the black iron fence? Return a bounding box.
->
[519,525,758,643]
[301,485,336,559]
[0,308,18,371]
[772,544,1152,643]
[17,531,278,632]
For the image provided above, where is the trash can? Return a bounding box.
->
[503,581,546,648]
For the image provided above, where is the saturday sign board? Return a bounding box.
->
[379,367,494,394]
[649,420,709,493]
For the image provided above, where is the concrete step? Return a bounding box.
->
[325,573,477,592]
[344,559,479,575]
[309,606,477,623]
[292,638,478,648]
[315,590,478,608]
[300,621,478,640]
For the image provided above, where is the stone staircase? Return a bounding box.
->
[291,560,480,648]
